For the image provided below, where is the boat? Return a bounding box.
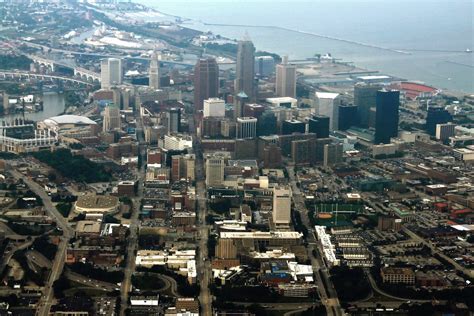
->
[466,48,472,53]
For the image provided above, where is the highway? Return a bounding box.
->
[8,168,73,316]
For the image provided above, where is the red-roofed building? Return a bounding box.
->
[390,81,439,100]
[433,202,449,212]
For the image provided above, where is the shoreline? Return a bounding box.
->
[82,2,473,96]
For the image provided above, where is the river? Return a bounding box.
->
[1,92,65,122]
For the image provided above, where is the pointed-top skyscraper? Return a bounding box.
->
[235,36,256,101]
[149,50,160,90]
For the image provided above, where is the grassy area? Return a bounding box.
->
[32,148,113,183]
[314,213,353,227]
[56,202,72,217]
[132,273,166,291]
[310,203,364,213]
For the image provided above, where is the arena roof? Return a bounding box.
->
[44,115,97,126]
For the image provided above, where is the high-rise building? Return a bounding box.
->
[282,119,305,135]
[171,154,195,183]
[337,104,358,131]
[374,90,400,144]
[235,38,256,101]
[101,58,123,89]
[426,106,452,135]
[149,50,160,90]
[167,108,181,134]
[323,143,343,166]
[202,117,222,138]
[308,115,330,138]
[236,117,257,139]
[257,110,277,136]
[272,186,292,227]
[263,144,282,168]
[205,153,227,187]
[275,56,296,98]
[194,58,219,111]
[354,83,380,127]
[291,139,313,165]
[103,104,121,132]
[234,91,249,120]
[100,59,110,89]
[203,98,225,117]
[243,103,265,118]
[435,123,456,141]
[314,92,341,131]
[255,56,275,77]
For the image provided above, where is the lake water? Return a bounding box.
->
[138,0,474,93]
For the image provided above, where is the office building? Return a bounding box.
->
[435,123,456,141]
[236,117,257,139]
[381,267,415,285]
[171,154,195,183]
[255,55,275,77]
[203,98,225,117]
[337,104,358,131]
[314,92,341,131]
[266,97,297,108]
[201,117,222,138]
[426,106,452,135]
[149,50,160,90]
[354,83,380,127]
[167,108,181,133]
[234,91,249,120]
[163,134,193,150]
[273,186,292,227]
[323,143,343,166]
[235,38,256,101]
[291,139,312,165]
[308,115,330,138]
[205,154,226,187]
[257,110,277,136]
[103,104,121,132]
[194,58,219,111]
[263,144,282,168]
[282,119,305,135]
[100,58,122,89]
[275,56,297,98]
[374,89,400,144]
[243,103,265,118]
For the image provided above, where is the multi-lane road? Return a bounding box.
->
[119,111,147,315]
[191,117,212,316]
[8,169,73,316]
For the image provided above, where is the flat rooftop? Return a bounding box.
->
[76,195,119,209]
[220,231,303,239]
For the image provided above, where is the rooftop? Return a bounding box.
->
[76,195,119,209]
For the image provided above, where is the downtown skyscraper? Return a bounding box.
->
[235,38,256,101]
[149,50,160,90]
[374,89,400,144]
[275,56,296,98]
[194,58,219,111]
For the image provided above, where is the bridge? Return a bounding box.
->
[26,54,101,83]
[0,70,96,86]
